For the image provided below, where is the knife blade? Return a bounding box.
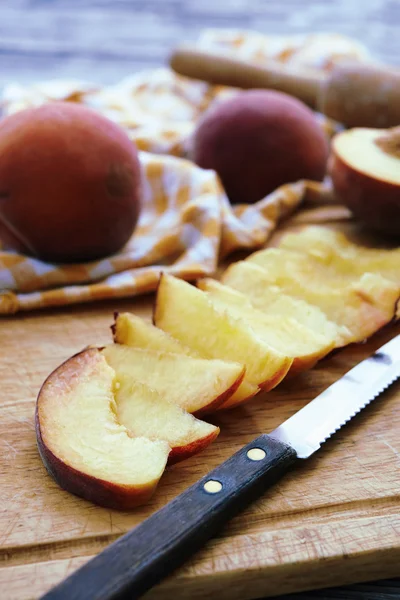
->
[41,334,400,600]
[271,333,400,458]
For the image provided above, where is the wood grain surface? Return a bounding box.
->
[1,1,400,599]
[1,216,400,600]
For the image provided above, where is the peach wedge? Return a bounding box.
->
[197,278,336,374]
[102,343,245,416]
[246,247,400,343]
[113,312,194,355]
[220,261,349,346]
[154,274,292,409]
[36,348,219,509]
[279,226,400,287]
[36,349,170,510]
[113,377,219,464]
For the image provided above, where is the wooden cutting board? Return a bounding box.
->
[1,218,400,600]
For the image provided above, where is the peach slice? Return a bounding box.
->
[197,279,335,375]
[154,274,292,409]
[36,347,220,508]
[112,304,257,410]
[220,261,350,346]
[114,376,219,464]
[101,343,245,416]
[329,127,400,236]
[36,349,170,509]
[279,226,400,286]
[246,248,400,343]
[113,312,195,355]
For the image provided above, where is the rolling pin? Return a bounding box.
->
[170,45,400,128]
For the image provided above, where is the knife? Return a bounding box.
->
[41,334,400,600]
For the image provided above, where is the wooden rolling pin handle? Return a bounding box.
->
[170,45,323,108]
[320,63,400,128]
[171,46,400,129]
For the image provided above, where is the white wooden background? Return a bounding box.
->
[0,0,398,88]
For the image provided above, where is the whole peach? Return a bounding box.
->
[192,90,329,204]
[0,102,141,262]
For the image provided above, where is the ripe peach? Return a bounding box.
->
[330,127,400,237]
[0,102,141,262]
[192,90,329,205]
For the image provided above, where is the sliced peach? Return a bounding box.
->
[220,261,349,346]
[197,278,335,374]
[247,248,400,343]
[329,127,400,236]
[36,349,170,509]
[279,226,400,286]
[154,274,292,409]
[113,312,194,355]
[114,376,219,464]
[36,347,221,508]
[101,344,245,416]
[112,307,258,410]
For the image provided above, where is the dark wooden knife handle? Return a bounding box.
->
[41,434,297,600]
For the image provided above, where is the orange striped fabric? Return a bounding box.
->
[0,31,373,314]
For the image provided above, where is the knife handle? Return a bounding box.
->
[42,434,297,600]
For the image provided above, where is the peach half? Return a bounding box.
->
[330,127,400,236]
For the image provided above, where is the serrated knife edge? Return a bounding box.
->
[271,336,400,458]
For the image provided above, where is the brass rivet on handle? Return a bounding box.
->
[247,448,266,461]
[203,480,222,494]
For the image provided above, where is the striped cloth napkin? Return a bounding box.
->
[0,30,373,314]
